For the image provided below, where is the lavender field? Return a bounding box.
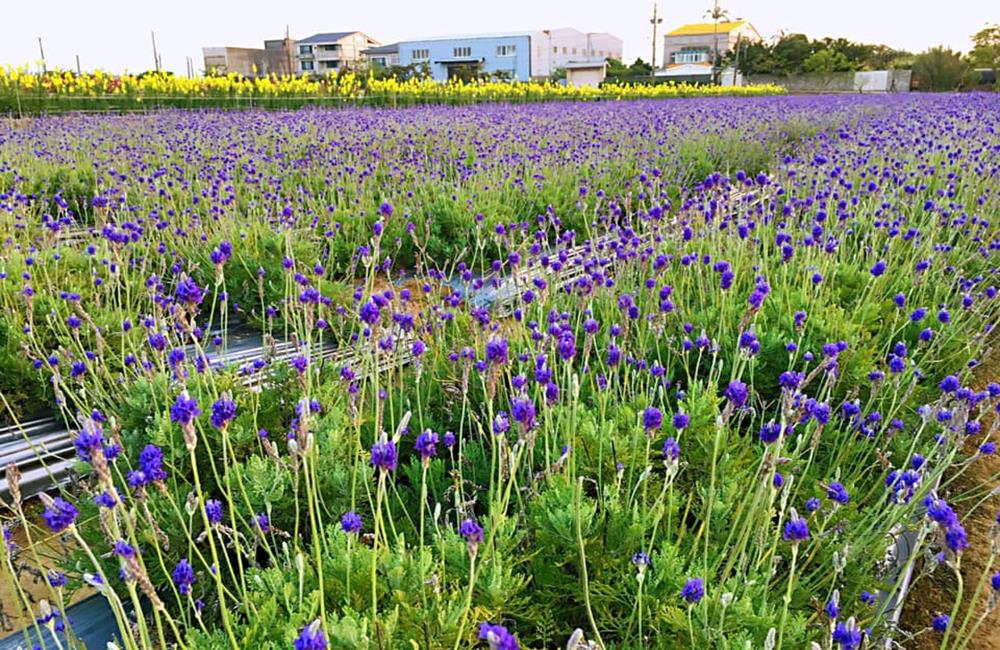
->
[1,93,999,649]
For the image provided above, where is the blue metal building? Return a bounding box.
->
[397,33,532,81]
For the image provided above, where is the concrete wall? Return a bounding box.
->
[746,70,912,93]
[398,35,531,81]
[202,47,292,77]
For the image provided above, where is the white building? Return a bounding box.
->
[530,28,623,79]
[295,31,380,74]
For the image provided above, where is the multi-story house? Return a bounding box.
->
[295,31,381,74]
[362,43,400,69]
[659,20,761,80]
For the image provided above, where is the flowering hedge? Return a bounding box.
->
[0,68,785,113]
[0,93,999,649]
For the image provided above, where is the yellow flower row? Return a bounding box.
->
[0,66,785,101]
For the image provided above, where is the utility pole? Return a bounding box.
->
[151,31,160,72]
[650,0,663,73]
[76,55,82,75]
[37,37,47,73]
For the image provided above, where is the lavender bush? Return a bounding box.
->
[0,93,998,649]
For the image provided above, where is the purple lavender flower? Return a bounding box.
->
[461,517,484,546]
[139,444,167,483]
[172,559,195,595]
[370,438,398,472]
[510,398,536,431]
[414,430,439,461]
[478,622,518,650]
[205,499,223,526]
[826,482,850,505]
[42,497,78,533]
[681,577,704,603]
[724,380,748,408]
[73,422,105,464]
[341,511,362,534]
[294,619,328,650]
[485,338,509,366]
[112,540,137,558]
[170,392,201,426]
[175,276,204,306]
[832,620,861,649]
[783,512,810,542]
[642,406,662,432]
[663,437,680,463]
[210,395,237,429]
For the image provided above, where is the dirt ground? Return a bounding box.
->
[0,508,90,634]
[900,354,1000,650]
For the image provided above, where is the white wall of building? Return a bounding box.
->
[530,28,622,78]
[566,66,606,87]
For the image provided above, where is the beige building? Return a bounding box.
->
[296,32,381,74]
[659,20,761,79]
[565,61,607,87]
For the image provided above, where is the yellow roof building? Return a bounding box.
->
[666,21,751,37]
[660,20,762,75]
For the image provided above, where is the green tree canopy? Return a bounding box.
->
[912,47,973,91]
[803,49,853,73]
[969,25,1000,69]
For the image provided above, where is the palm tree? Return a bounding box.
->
[705,1,731,83]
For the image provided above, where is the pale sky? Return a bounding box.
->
[0,0,995,74]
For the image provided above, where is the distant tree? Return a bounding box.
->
[864,45,912,70]
[818,37,872,68]
[627,58,653,76]
[911,47,973,90]
[551,67,567,81]
[732,41,779,75]
[969,25,1000,70]
[605,58,630,77]
[803,49,853,73]
[770,34,813,74]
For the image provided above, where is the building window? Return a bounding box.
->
[562,47,567,54]
[572,48,577,55]
[672,48,710,64]
[301,60,314,71]
[412,49,429,61]
[496,44,516,57]
[299,45,313,55]
[453,46,472,58]
[552,46,558,53]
